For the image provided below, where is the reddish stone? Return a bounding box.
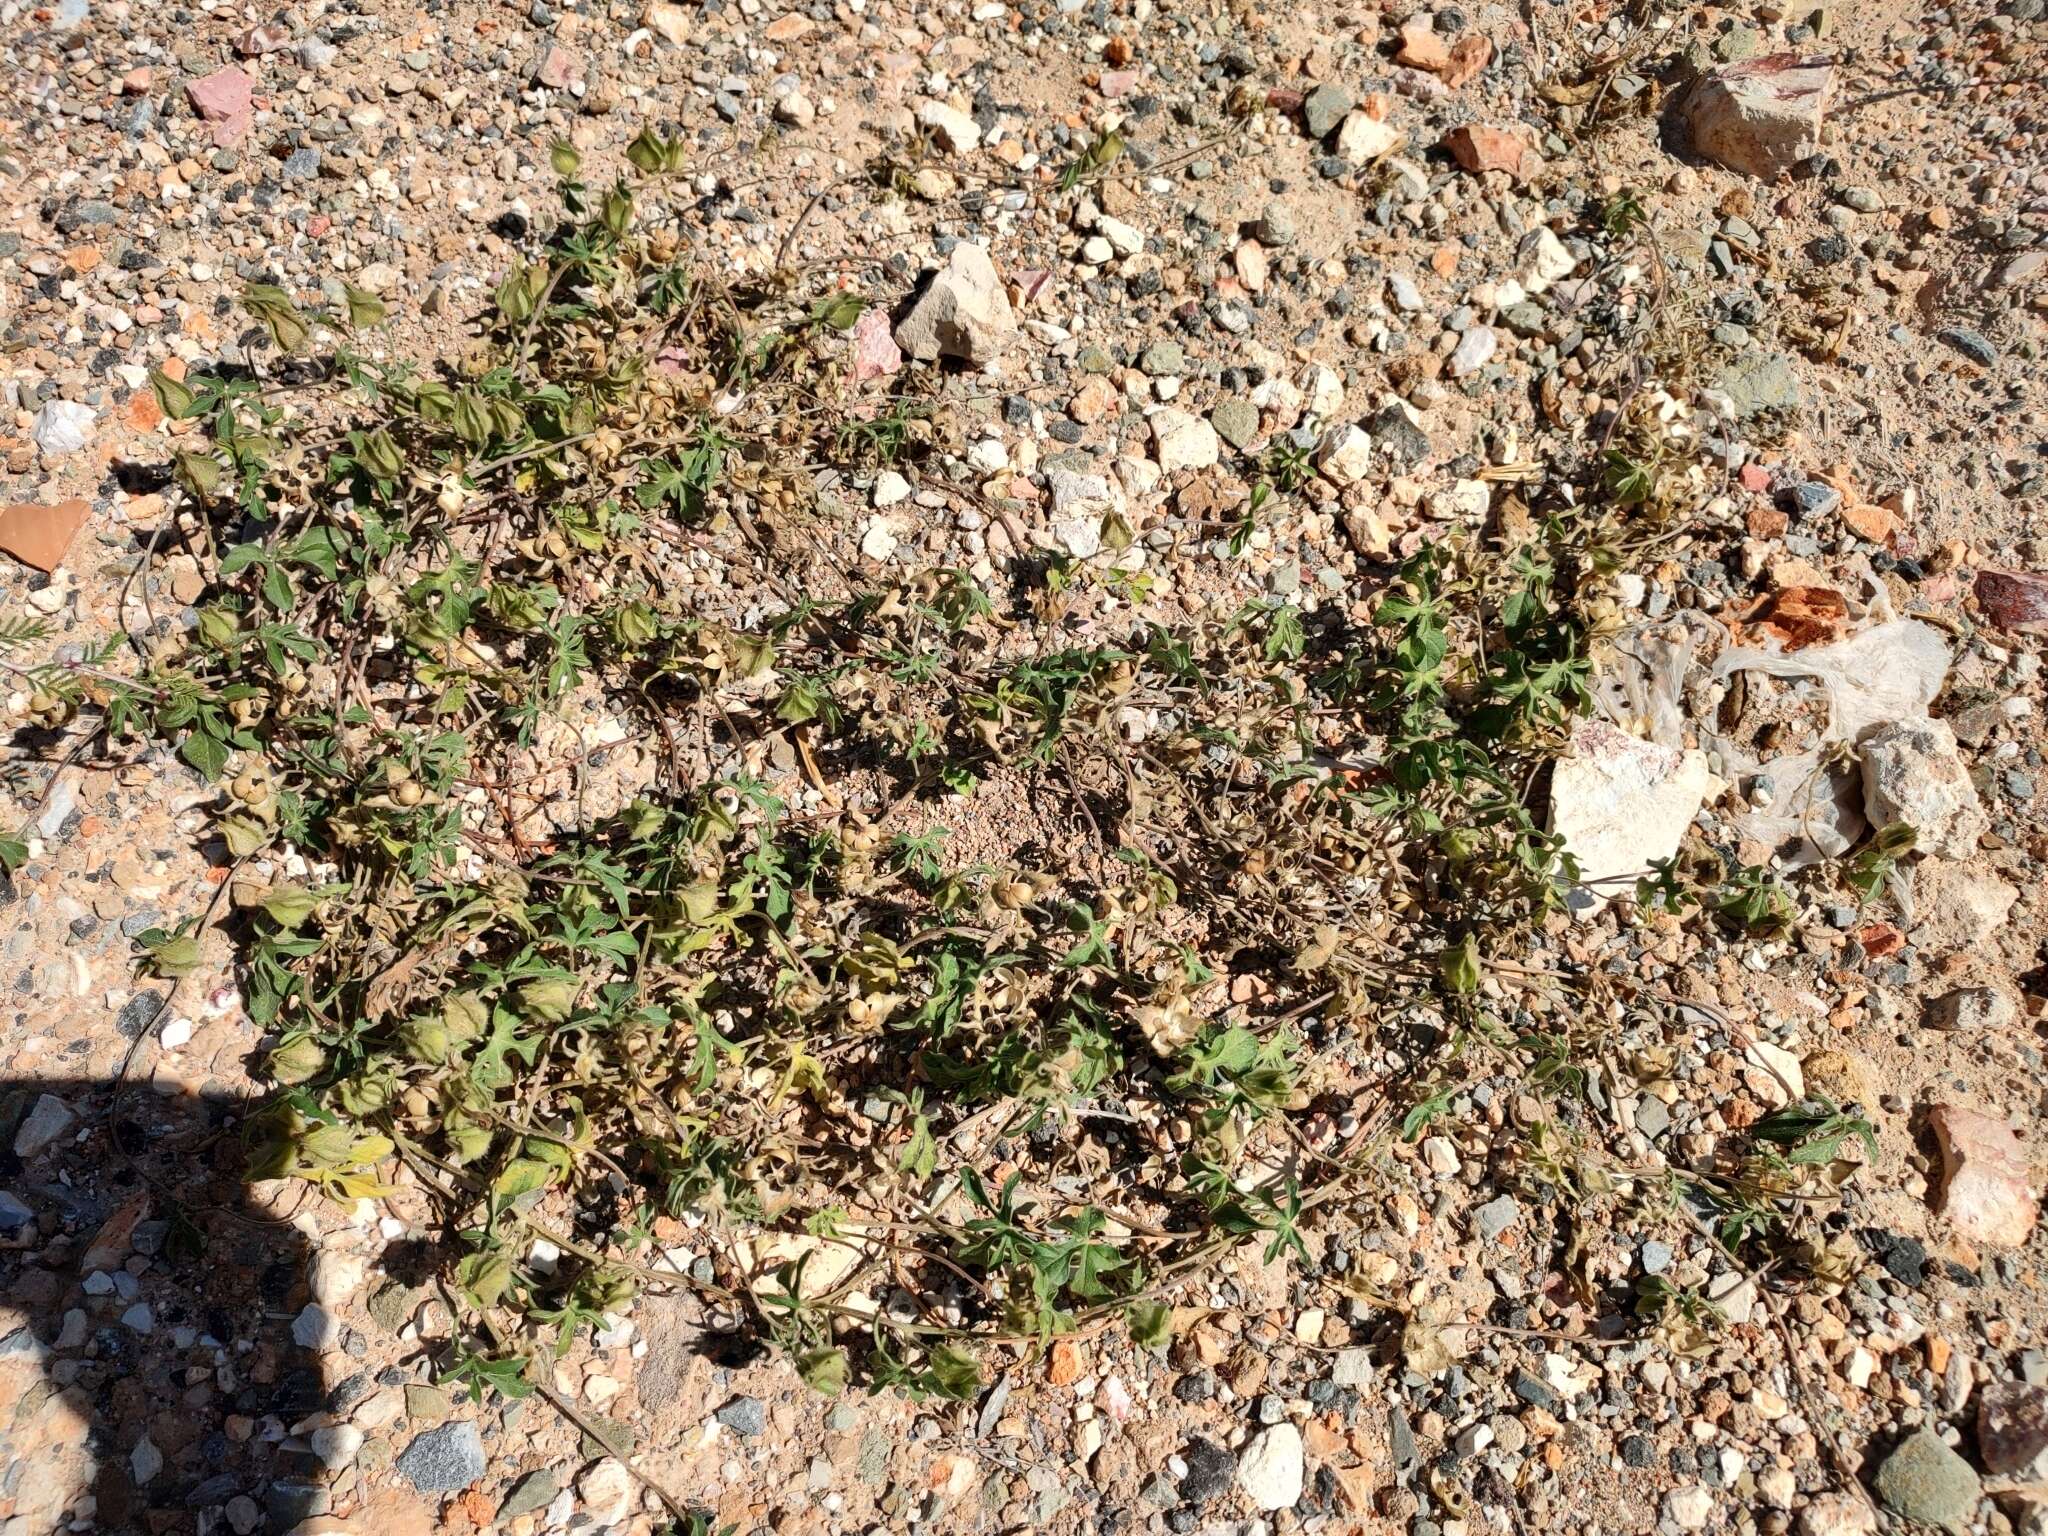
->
[1741,584,1845,649]
[1098,69,1141,98]
[123,390,164,433]
[1443,123,1530,180]
[1683,54,1832,182]
[1441,35,1493,89]
[307,214,331,238]
[1840,500,1899,545]
[1976,568,2048,636]
[1928,1104,2038,1250]
[1739,462,1773,493]
[1745,505,1788,540]
[1854,922,1904,958]
[849,306,902,385]
[237,21,292,55]
[0,499,91,573]
[533,45,582,89]
[186,67,256,148]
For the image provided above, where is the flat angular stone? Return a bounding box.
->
[1549,720,1710,916]
[1336,111,1404,164]
[13,1094,75,1158]
[1976,568,2048,636]
[187,67,256,147]
[916,100,982,154]
[1928,1104,2037,1250]
[396,1421,486,1493]
[1683,54,1832,181]
[1149,407,1219,474]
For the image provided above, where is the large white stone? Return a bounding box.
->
[1548,719,1710,915]
[1682,54,1832,182]
[1447,324,1497,377]
[31,400,96,459]
[1094,214,1144,257]
[1148,407,1219,473]
[1511,227,1577,296]
[916,99,982,154]
[894,243,1016,366]
[1237,1422,1303,1511]
[1860,718,1985,859]
[1335,111,1404,164]
[1047,466,1126,558]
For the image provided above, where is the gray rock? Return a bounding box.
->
[1178,1436,1235,1504]
[498,1469,560,1519]
[116,990,164,1039]
[0,1327,47,1364]
[12,1094,75,1158]
[1873,1428,1980,1534]
[1788,481,1840,517]
[1210,399,1260,452]
[1936,327,1998,366]
[1714,351,1802,419]
[1331,1347,1374,1388]
[1472,1195,1520,1240]
[1366,402,1432,469]
[266,1482,328,1529]
[1927,986,2018,1032]
[1301,84,1353,140]
[1641,1239,1674,1274]
[55,198,119,234]
[291,1303,338,1349]
[1636,1097,1673,1139]
[1255,201,1298,248]
[0,1190,33,1239]
[1139,340,1186,377]
[715,1395,766,1437]
[396,1420,487,1493]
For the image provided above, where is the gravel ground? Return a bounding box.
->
[2,0,2046,1533]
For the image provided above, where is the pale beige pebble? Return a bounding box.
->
[1316,423,1373,485]
[577,1459,635,1525]
[915,99,982,154]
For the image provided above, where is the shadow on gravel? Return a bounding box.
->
[0,1078,338,1536]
